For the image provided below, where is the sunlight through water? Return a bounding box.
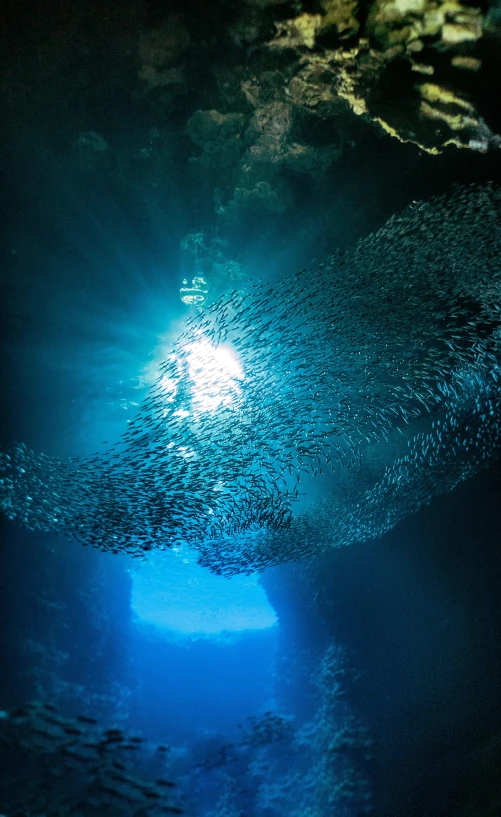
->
[131,549,277,637]
[155,334,244,420]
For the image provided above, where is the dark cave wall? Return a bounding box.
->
[261,460,501,816]
[0,521,135,723]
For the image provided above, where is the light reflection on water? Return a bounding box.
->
[131,548,277,637]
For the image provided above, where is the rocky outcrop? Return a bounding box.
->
[266,0,500,154]
[1,0,500,300]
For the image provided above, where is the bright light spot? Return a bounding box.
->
[131,549,277,638]
[184,336,244,415]
[154,336,244,417]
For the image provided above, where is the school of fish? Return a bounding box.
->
[0,701,181,816]
[1,184,501,575]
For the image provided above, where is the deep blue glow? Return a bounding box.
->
[131,549,277,637]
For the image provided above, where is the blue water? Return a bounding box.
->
[131,550,277,635]
[2,46,501,817]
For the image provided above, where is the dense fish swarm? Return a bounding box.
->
[0,701,181,815]
[1,184,501,574]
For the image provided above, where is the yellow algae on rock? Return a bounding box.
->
[451,55,482,71]
[418,82,475,111]
[411,61,435,74]
[270,13,323,49]
[320,0,360,39]
[261,0,495,154]
[442,16,482,44]
[373,116,442,153]
[419,100,479,131]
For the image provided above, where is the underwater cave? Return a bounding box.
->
[2,1,501,816]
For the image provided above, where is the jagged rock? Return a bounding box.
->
[187,109,247,146]
[284,142,341,178]
[244,102,292,146]
[320,0,360,39]
[269,0,359,50]
[187,109,247,169]
[216,181,291,236]
[2,0,499,257]
[267,0,500,153]
[270,13,325,50]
